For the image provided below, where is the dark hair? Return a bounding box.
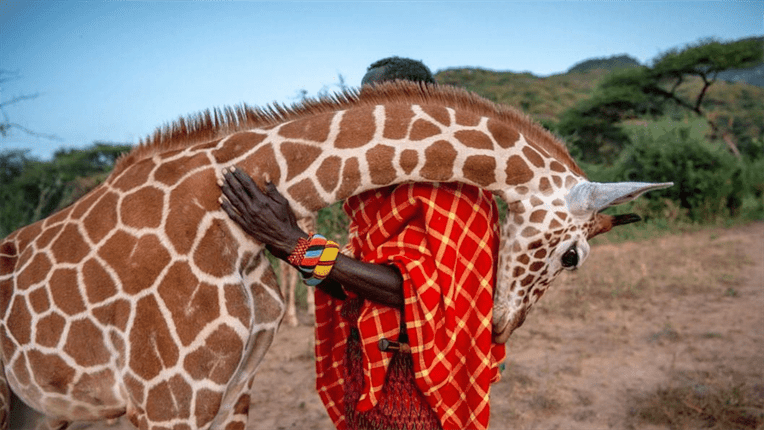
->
[361,56,436,85]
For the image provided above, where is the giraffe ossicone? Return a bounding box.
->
[0,81,670,428]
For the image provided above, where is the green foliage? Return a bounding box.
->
[555,38,764,165]
[0,142,131,237]
[609,118,744,222]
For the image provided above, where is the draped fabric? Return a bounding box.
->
[314,182,506,430]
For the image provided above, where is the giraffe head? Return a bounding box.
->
[492,180,672,343]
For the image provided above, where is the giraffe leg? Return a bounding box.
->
[279,260,299,327]
[209,253,284,430]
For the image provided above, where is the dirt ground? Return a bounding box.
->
[9,222,764,429]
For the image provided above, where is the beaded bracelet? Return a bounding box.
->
[287,234,340,285]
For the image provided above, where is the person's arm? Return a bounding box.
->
[218,167,404,308]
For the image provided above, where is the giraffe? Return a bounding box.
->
[278,216,317,327]
[0,81,671,429]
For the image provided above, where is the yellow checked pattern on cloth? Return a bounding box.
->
[314,182,507,430]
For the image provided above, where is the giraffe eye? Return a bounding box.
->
[561,246,579,269]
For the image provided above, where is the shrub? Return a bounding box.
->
[611,121,743,222]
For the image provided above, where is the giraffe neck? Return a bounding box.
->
[214,102,585,218]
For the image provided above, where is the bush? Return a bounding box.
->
[610,121,743,222]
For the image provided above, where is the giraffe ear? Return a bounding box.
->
[566,181,674,215]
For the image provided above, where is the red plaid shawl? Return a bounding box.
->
[314,182,507,430]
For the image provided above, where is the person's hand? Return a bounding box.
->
[219,167,307,260]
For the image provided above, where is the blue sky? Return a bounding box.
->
[1,1,762,160]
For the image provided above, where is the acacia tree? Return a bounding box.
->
[559,37,763,163]
[0,70,58,140]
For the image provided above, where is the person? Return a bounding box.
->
[220,57,506,430]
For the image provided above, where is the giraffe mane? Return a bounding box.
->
[113,81,584,177]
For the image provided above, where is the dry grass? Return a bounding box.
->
[628,371,764,430]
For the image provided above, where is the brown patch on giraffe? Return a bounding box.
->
[555,211,568,221]
[224,284,252,328]
[7,297,32,344]
[34,224,63,249]
[522,226,541,238]
[234,393,250,414]
[534,249,547,259]
[112,158,156,192]
[92,299,131,332]
[83,191,119,244]
[28,287,50,314]
[236,143,282,187]
[383,104,414,140]
[421,105,451,126]
[70,186,107,219]
[530,195,544,207]
[454,110,481,127]
[421,140,457,182]
[83,258,118,304]
[183,325,243,384]
[316,156,342,192]
[455,130,494,150]
[505,155,533,185]
[337,157,361,199]
[27,350,75,394]
[99,232,170,296]
[530,210,547,224]
[399,149,418,175]
[50,224,90,264]
[522,146,545,168]
[552,198,565,207]
[335,106,376,149]
[211,132,267,164]
[49,268,86,315]
[226,423,246,430]
[155,152,215,186]
[130,296,180,380]
[367,144,397,186]
[279,111,333,142]
[72,369,121,407]
[539,177,553,195]
[287,179,327,212]
[529,261,545,272]
[487,119,520,148]
[64,318,110,366]
[552,175,563,188]
[409,119,441,141]
[463,155,497,188]
[280,142,323,182]
[166,169,219,256]
[123,373,145,405]
[550,161,566,173]
[250,275,284,324]
[513,266,526,277]
[158,262,220,346]
[194,220,237,278]
[121,186,165,229]
[35,312,66,347]
[549,218,562,229]
[146,375,193,421]
[565,175,577,189]
[195,389,223,428]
